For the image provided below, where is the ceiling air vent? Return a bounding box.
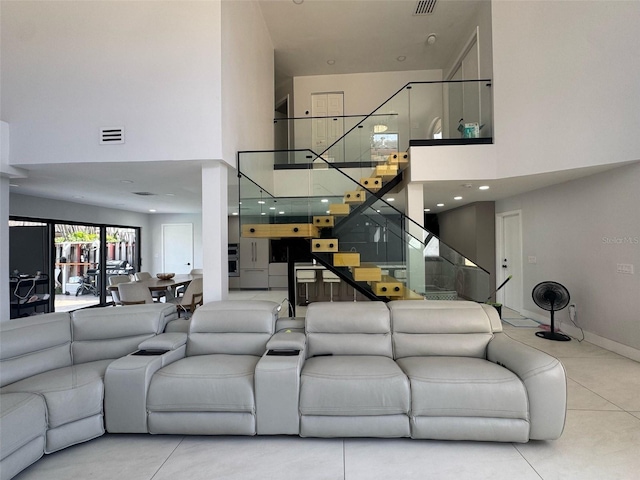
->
[100,127,124,144]
[414,0,437,15]
[132,192,156,196]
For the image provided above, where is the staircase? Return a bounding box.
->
[241,152,422,302]
[236,80,492,308]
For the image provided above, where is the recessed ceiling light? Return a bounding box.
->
[454,196,463,200]
[426,33,437,45]
[461,183,473,188]
[376,210,381,213]
[424,208,431,212]
[326,210,331,214]
[149,209,157,213]
[165,193,175,197]
[261,212,266,216]
[437,203,445,207]
[293,0,304,4]
[258,200,265,204]
[232,212,238,216]
[120,180,134,184]
[327,59,335,65]
[321,199,329,203]
[396,56,406,62]
[72,195,84,199]
[479,185,490,190]
[387,197,395,202]
[269,207,276,210]
[9,183,20,187]
[279,211,285,215]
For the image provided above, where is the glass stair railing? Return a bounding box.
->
[237,150,491,306]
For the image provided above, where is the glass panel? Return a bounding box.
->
[54,224,101,311]
[104,227,137,303]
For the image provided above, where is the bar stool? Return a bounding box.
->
[394,269,407,284]
[296,270,316,305]
[322,270,341,302]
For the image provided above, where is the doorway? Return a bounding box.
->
[162,224,193,274]
[496,210,523,312]
[311,92,344,162]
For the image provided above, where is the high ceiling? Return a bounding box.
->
[6,0,628,218]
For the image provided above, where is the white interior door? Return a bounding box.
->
[497,211,523,312]
[162,224,193,274]
[311,92,344,161]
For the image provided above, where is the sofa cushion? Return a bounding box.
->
[389,300,497,359]
[71,304,177,363]
[305,302,392,357]
[0,392,46,462]
[0,313,72,388]
[187,301,279,356]
[1,360,111,428]
[147,355,259,414]
[396,356,528,420]
[300,356,410,416]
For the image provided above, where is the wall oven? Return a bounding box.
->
[228,244,239,277]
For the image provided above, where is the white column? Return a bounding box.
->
[202,161,229,302]
[404,182,426,295]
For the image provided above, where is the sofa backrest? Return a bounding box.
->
[71,304,178,363]
[0,313,72,387]
[388,300,501,359]
[186,300,279,356]
[305,302,393,358]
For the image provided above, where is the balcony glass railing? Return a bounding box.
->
[237,151,490,302]
[274,79,492,163]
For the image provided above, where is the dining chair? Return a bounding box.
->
[117,282,154,305]
[135,271,166,302]
[108,275,131,305]
[168,277,203,317]
[190,268,203,275]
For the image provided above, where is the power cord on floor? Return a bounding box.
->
[566,304,585,342]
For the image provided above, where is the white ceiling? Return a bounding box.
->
[7,0,630,218]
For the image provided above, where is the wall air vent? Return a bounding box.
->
[414,0,437,15]
[132,192,156,196]
[100,127,124,144]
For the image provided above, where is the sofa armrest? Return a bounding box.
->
[255,332,306,435]
[104,341,186,434]
[138,333,187,352]
[487,332,567,440]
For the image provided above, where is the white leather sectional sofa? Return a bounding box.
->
[0,300,567,480]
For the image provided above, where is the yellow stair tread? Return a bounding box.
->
[313,215,335,227]
[311,238,339,252]
[333,252,360,267]
[242,223,320,238]
[329,204,350,215]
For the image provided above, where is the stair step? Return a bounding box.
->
[387,152,409,165]
[313,215,335,227]
[351,265,382,282]
[311,238,338,253]
[374,164,398,178]
[360,177,383,191]
[344,190,366,203]
[242,223,320,239]
[329,204,350,216]
[399,289,425,300]
[333,252,360,267]
[370,275,404,296]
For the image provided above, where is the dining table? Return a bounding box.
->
[107,274,201,293]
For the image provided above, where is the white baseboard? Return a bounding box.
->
[521,309,640,363]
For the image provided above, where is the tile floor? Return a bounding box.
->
[14,293,640,480]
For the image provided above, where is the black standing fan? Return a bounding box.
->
[532,281,571,341]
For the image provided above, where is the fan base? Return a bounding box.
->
[535,331,571,342]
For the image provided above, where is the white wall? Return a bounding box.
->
[147,213,203,275]
[496,162,640,354]
[492,0,640,176]
[9,193,152,272]
[221,0,275,189]
[1,0,223,166]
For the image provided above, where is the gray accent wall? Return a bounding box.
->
[496,162,640,352]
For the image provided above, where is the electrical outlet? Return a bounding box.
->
[528,256,537,264]
[616,263,635,275]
